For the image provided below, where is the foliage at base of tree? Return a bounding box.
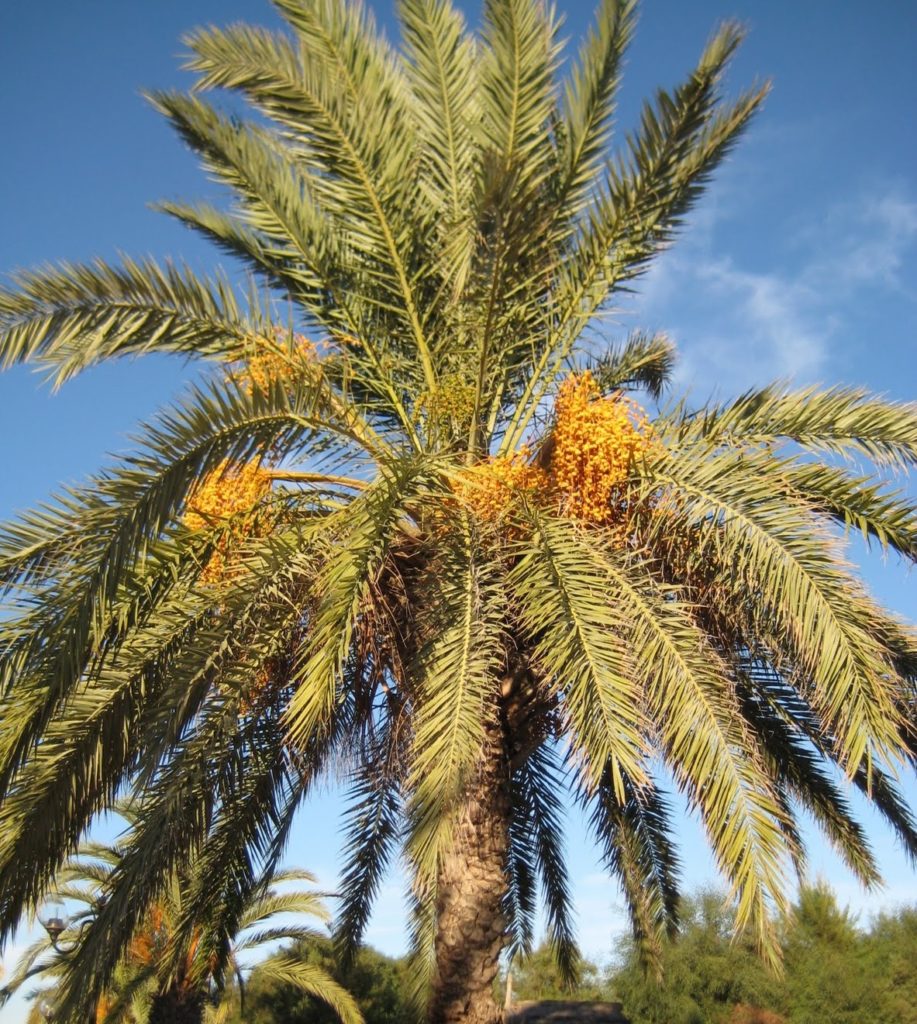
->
[235,939,410,1024]
[612,884,917,1024]
[613,890,782,1024]
[501,944,607,1004]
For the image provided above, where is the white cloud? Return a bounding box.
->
[636,250,831,395]
[814,191,917,291]
[632,182,917,396]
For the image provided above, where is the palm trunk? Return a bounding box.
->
[148,987,205,1024]
[428,729,511,1024]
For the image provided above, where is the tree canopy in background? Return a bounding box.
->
[235,938,410,1024]
[612,885,916,1024]
[211,884,917,1024]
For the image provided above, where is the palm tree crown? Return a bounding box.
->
[0,1,914,1022]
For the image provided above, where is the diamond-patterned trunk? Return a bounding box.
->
[428,732,511,1024]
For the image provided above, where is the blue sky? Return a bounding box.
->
[1,0,916,1016]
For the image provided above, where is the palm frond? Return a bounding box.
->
[184,17,437,394]
[784,463,917,563]
[334,733,403,964]
[478,0,561,189]
[501,23,767,454]
[508,510,646,794]
[594,542,791,965]
[648,444,905,771]
[590,330,676,400]
[557,0,637,217]
[588,769,679,976]
[405,513,506,888]
[673,383,917,470]
[0,257,263,385]
[285,460,434,746]
[254,955,364,1024]
[512,743,579,983]
[734,664,881,887]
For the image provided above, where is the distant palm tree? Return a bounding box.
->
[0,1,914,1022]
[1,829,361,1024]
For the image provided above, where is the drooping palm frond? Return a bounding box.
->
[509,743,578,983]
[507,510,647,796]
[253,956,363,1024]
[334,738,404,965]
[404,512,507,891]
[589,330,676,400]
[588,768,680,976]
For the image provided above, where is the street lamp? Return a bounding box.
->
[38,900,89,954]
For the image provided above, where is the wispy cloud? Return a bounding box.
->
[630,178,917,397]
[809,191,917,292]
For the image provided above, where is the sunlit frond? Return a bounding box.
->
[0,257,263,385]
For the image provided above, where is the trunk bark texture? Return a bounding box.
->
[147,987,205,1024]
[428,729,511,1024]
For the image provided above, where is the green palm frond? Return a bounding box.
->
[594,541,792,964]
[404,886,438,1021]
[508,510,647,794]
[399,0,478,294]
[589,330,676,400]
[285,460,434,746]
[647,444,904,770]
[588,769,680,976]
[0,257,263,384]
[0,936,60,1004]
[673,382,917,469]
[254,955,364,1024]
[335,732,403,964]
[511,743,578,982]
[148,94,358,326]
[405,513,506,886]
[499,24,768,455]
[557,0,637,217]
[478,0,561,188]
[504,799,537,961]
[734,664,881,888]
[184,15,436,394]
[783,463,917,562]
[0,379,350,789]
[2,814,354,1023]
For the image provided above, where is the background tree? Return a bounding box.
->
[501,943,609,1005]
[613,890,781,1024]
[0,830,361,1024]
[781,883,870,1024]
[862,905,917,1024]
[236,938,409,1024]
[611,884,917,1024]
[0,2,915,1023]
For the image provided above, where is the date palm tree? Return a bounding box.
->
[0,1,915,1022]
[1,827,362,1024]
